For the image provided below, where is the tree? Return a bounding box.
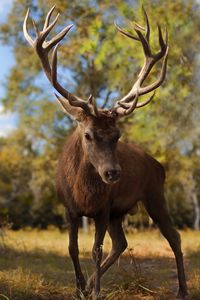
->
[0,131,33,228]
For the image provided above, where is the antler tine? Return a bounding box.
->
[136,91,155,108]
[43,5,56,30]
[134,23,145,31]
[39,13,60,45]
[142,6,150,42]
[87,95,99,117]
[23,9,34,46]
[133,9,151,56]
[32,19,40,37]
[134,26,151,56]
[112,8,168,118]
[157,24,168,57]
[46,24,73,52]
[23,6,94,116]
[158,24,166,51]
[115,23,139,41]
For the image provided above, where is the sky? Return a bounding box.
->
[0,0,17,137]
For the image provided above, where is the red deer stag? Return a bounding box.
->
[23,6,188,299]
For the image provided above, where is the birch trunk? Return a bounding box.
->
[192,192,200,230]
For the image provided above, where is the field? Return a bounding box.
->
[0,228,200,300]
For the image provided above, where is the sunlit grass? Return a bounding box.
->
[0,228,199,299]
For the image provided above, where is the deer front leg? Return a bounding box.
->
[91,212,108,300]
[67,212,86,294]
[87,217,127,292]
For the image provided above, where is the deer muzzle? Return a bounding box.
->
[102,165,121,184]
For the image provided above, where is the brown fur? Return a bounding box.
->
[56,111,188,299]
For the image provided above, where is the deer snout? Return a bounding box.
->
[104,166,121,183]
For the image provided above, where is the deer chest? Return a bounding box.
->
[71,178,110,217]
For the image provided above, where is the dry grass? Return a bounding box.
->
[0,228,199,300]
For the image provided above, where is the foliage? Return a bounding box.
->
[0,0,200,228]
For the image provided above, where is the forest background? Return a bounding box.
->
[0,0,200,231]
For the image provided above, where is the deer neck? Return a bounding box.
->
[66,128,109,216]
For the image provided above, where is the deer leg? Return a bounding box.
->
[91,213,108,299]
[87,217,127,293]
[144,197,188,299]
[67,213,86,293]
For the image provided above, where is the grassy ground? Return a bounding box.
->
[0,228,199,300]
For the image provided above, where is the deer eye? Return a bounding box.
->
[84,132,92,141]
[113,136,119,143]
[112,133,121,143]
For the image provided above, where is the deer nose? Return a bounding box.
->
[104,168,121,182]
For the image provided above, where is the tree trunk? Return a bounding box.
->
[191,192,200,230]
[82,216,89,234]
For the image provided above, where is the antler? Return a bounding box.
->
[23,6,97,116]
[23,6,168,119]
[113,7,168,117]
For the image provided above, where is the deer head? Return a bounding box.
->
[23,6,168,184]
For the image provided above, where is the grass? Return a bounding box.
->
[0,228,200,299]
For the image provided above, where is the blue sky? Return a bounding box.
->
[0,0,16,137]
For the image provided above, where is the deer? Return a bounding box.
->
[23,6,188,299]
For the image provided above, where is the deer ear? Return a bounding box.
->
[55,94,86,122]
